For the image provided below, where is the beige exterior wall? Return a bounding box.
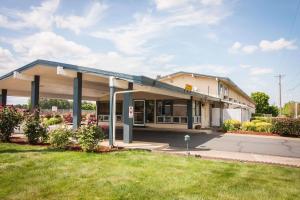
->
[220,81,255,108]
[161,74,219,97]
[160,74,255,109]
[201,102,210,128]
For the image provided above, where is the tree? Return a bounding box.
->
[251,91,279,117]
[251,92,270,114]
[282,101,300,118]
[82,101,96,110]
[267,105,279,117]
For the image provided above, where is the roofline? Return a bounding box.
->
[0,59,220,101]
[159,71,255,104]
[0,59,136,81]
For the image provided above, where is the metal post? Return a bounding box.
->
[73,72,82,130]
[31,76,40,110]
[123,82,133,143]
[1,89,7,106]
[187,97,193,129]
[109,77,115,146]
[96,101,101,125]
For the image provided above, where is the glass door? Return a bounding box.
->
[134,100,145,126]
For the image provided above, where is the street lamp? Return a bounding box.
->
[184,135,190,155]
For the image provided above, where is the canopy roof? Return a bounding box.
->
[0,59,219,102]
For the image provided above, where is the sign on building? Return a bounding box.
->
[52,106,58,112]
[129,106,134,118]
[185,84,193,92]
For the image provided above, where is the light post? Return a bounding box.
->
[184,135,190,155]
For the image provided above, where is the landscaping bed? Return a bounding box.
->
[227,130,280,137]
[223,117,300,137]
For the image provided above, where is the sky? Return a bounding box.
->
[0,0,299,105]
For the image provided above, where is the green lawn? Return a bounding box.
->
[0,143,299,200]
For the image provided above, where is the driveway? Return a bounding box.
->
[116,128,300,158]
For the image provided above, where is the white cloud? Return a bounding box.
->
[241,45,258,54]
[0,0,60,30]
[169,64,232,76]
[201,0,223,6]
[92,0,229,54]
[250,67,273,75]
[10,32,90,59]
[0,46,18,74]
[54,2,107,34]
[229,38,297,54]
[154,0,189,10]
[259,38,297,51]
[1,32,158,76]
[228,41,241,53]
[154,0,223,10]
[240,64,251,69]
[149,54,175,65]
[0,0,106,33]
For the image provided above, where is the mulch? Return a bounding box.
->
[8,135,124,153]
[227,130,280,137]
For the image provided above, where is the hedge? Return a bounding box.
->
[272,118,300,137]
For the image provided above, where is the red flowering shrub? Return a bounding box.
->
[87,114,97,125]
[0,106,24,142]
[272,118,300,137]
[63,113,73,124]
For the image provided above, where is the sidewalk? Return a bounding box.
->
[161,148,300,167]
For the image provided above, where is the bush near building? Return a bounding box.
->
[223,117,300,137]
[222,119,241,131]
[272,118,300,137]
[23,116,48,144]
[48,127,73,149]
[0,106,23,142]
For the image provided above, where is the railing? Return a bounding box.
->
[156,116,201,124]
[99,114,122,122]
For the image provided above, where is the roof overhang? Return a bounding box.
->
[0,60,216,102]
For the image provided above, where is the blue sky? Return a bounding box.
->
[0,0,299,105]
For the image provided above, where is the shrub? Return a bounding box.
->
[44,113,53,119]
[54,114,61,118]
[251,119,262,124]
[23,116,48,144]
[253,117,272,123]
[0,106,23,142]
[255,122,272,133]
[241,121,256,131]
[44,117,63,126]
[222,119,241,132]
[87,114,97,125]
[63,113,73,123]
[271,118,300,137]
[77,125,105,152]
[48,127,73,149]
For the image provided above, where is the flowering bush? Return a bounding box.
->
[222,119,241,131]
[241,121,256,131]
[48,127,73,149]
[23,115,48,144]
[77,125,105,152]
[63,113,73,124]
[272,118,300,137]
[43,117,63,126]
[0,106,23,142]
[87,114,97,125]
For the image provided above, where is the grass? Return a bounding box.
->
[0,143,300,200]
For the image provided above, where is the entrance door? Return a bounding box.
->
[134,100,145,126]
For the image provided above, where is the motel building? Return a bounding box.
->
[0,60,255,145]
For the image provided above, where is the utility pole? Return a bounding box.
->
[296,102,298,119]
[275,74,284,116]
